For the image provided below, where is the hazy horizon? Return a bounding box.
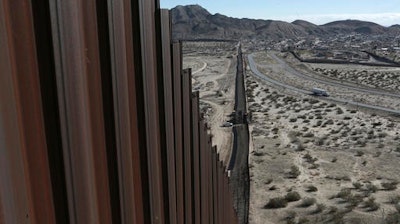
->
[161,0,400,27]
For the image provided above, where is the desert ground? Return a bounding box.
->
[182,41,237,164]
[182,41,400,223]
[247,50,400,223]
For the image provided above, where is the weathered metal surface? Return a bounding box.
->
[172,42,185,224]
[199,120,208,224]
[192,92,201,224]
[212,148,218,224]
[1,1,240,223]
[49,0,112,222]
[138,0,166,222]
[160,9,177,224]
[31,0,70,222]
[182,68,193,223]
[107,0,147,223]
[0,0,56,223]
[208,136,214,224]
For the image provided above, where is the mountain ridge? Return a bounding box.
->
[171,5,400,40]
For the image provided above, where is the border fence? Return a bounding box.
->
[0,0,239,223]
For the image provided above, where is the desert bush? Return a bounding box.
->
[314,138,325,146]
[374,151,382,157]
[309,163,320,169]
[285,211,296,223]
[363,197,380,211]
[297,217,310,224]
[388,195,400,204]
[269,185,277,191]
[331,157,337,163]
[288,165,301,178]
[303,132,314,138]
[365,183,378,193]
[303,153,317,163]
[306,185,318,192]
[327,206,338,214]
[299,197,316,207]
[347,194,364,208]
[295,143,305,151]
[336,189,351,200]
[314,203,326,214]
[264,197,288,209]
[352,182,363,190]
[382,181,398,191]
[265,178,273,185]
[285,191,301,202]
[289,118,297,122]
[253,151,265,156]
[355,150,364,157]
[385,212,400,224]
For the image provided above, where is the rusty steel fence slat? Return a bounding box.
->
[49,0,113,222]
[199,120,208,224]
[182,68,193,223]
[192,92,201,224]
[107,0,149,223]
[0,0,56,222]
[172,42,185,224]
[1,1,240,223]
[138,0,166,222]
[160,9,178,224]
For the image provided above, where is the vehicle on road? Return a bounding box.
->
[312,87,329,97]
[221,122,233,127]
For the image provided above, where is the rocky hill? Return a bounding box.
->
[171,5,399,40]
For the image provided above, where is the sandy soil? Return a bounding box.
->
[246,58,400,223]
[182,42,237,165]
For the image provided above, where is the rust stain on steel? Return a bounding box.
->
[192,92,201,224]
[0,0,56,222]
[182,68,193,223]
[207,136,214,224]
[49,0,112,222]
[211,147,219,224]
[218,160,224,224]
[1,2,36,223]
[160,9,177,224]
[199,120,209,224]
[108,0,146,223]
[138,0,165,222]
[172,42,185,224]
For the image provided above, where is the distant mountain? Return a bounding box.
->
[321,20,386,35]
[292,20,328,36]
[171,5,399,40]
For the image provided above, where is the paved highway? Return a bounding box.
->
[247,54,400,115]
[268,53,400,98]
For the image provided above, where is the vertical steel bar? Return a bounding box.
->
[137,0,165,222]
[182,68,193,223]
[172,42,185,224]
[0,0,56,222]
[199,120,208,224]
[218,160,224,224]
[49,0,112,222]
[212,146,218,224]
[192,92,201,224]
[207,135,214,224]
[160,9,177,224]
[107,0,148,223]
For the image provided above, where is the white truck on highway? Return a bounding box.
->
[312,87,329,97]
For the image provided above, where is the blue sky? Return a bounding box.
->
[160,0,400,26]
